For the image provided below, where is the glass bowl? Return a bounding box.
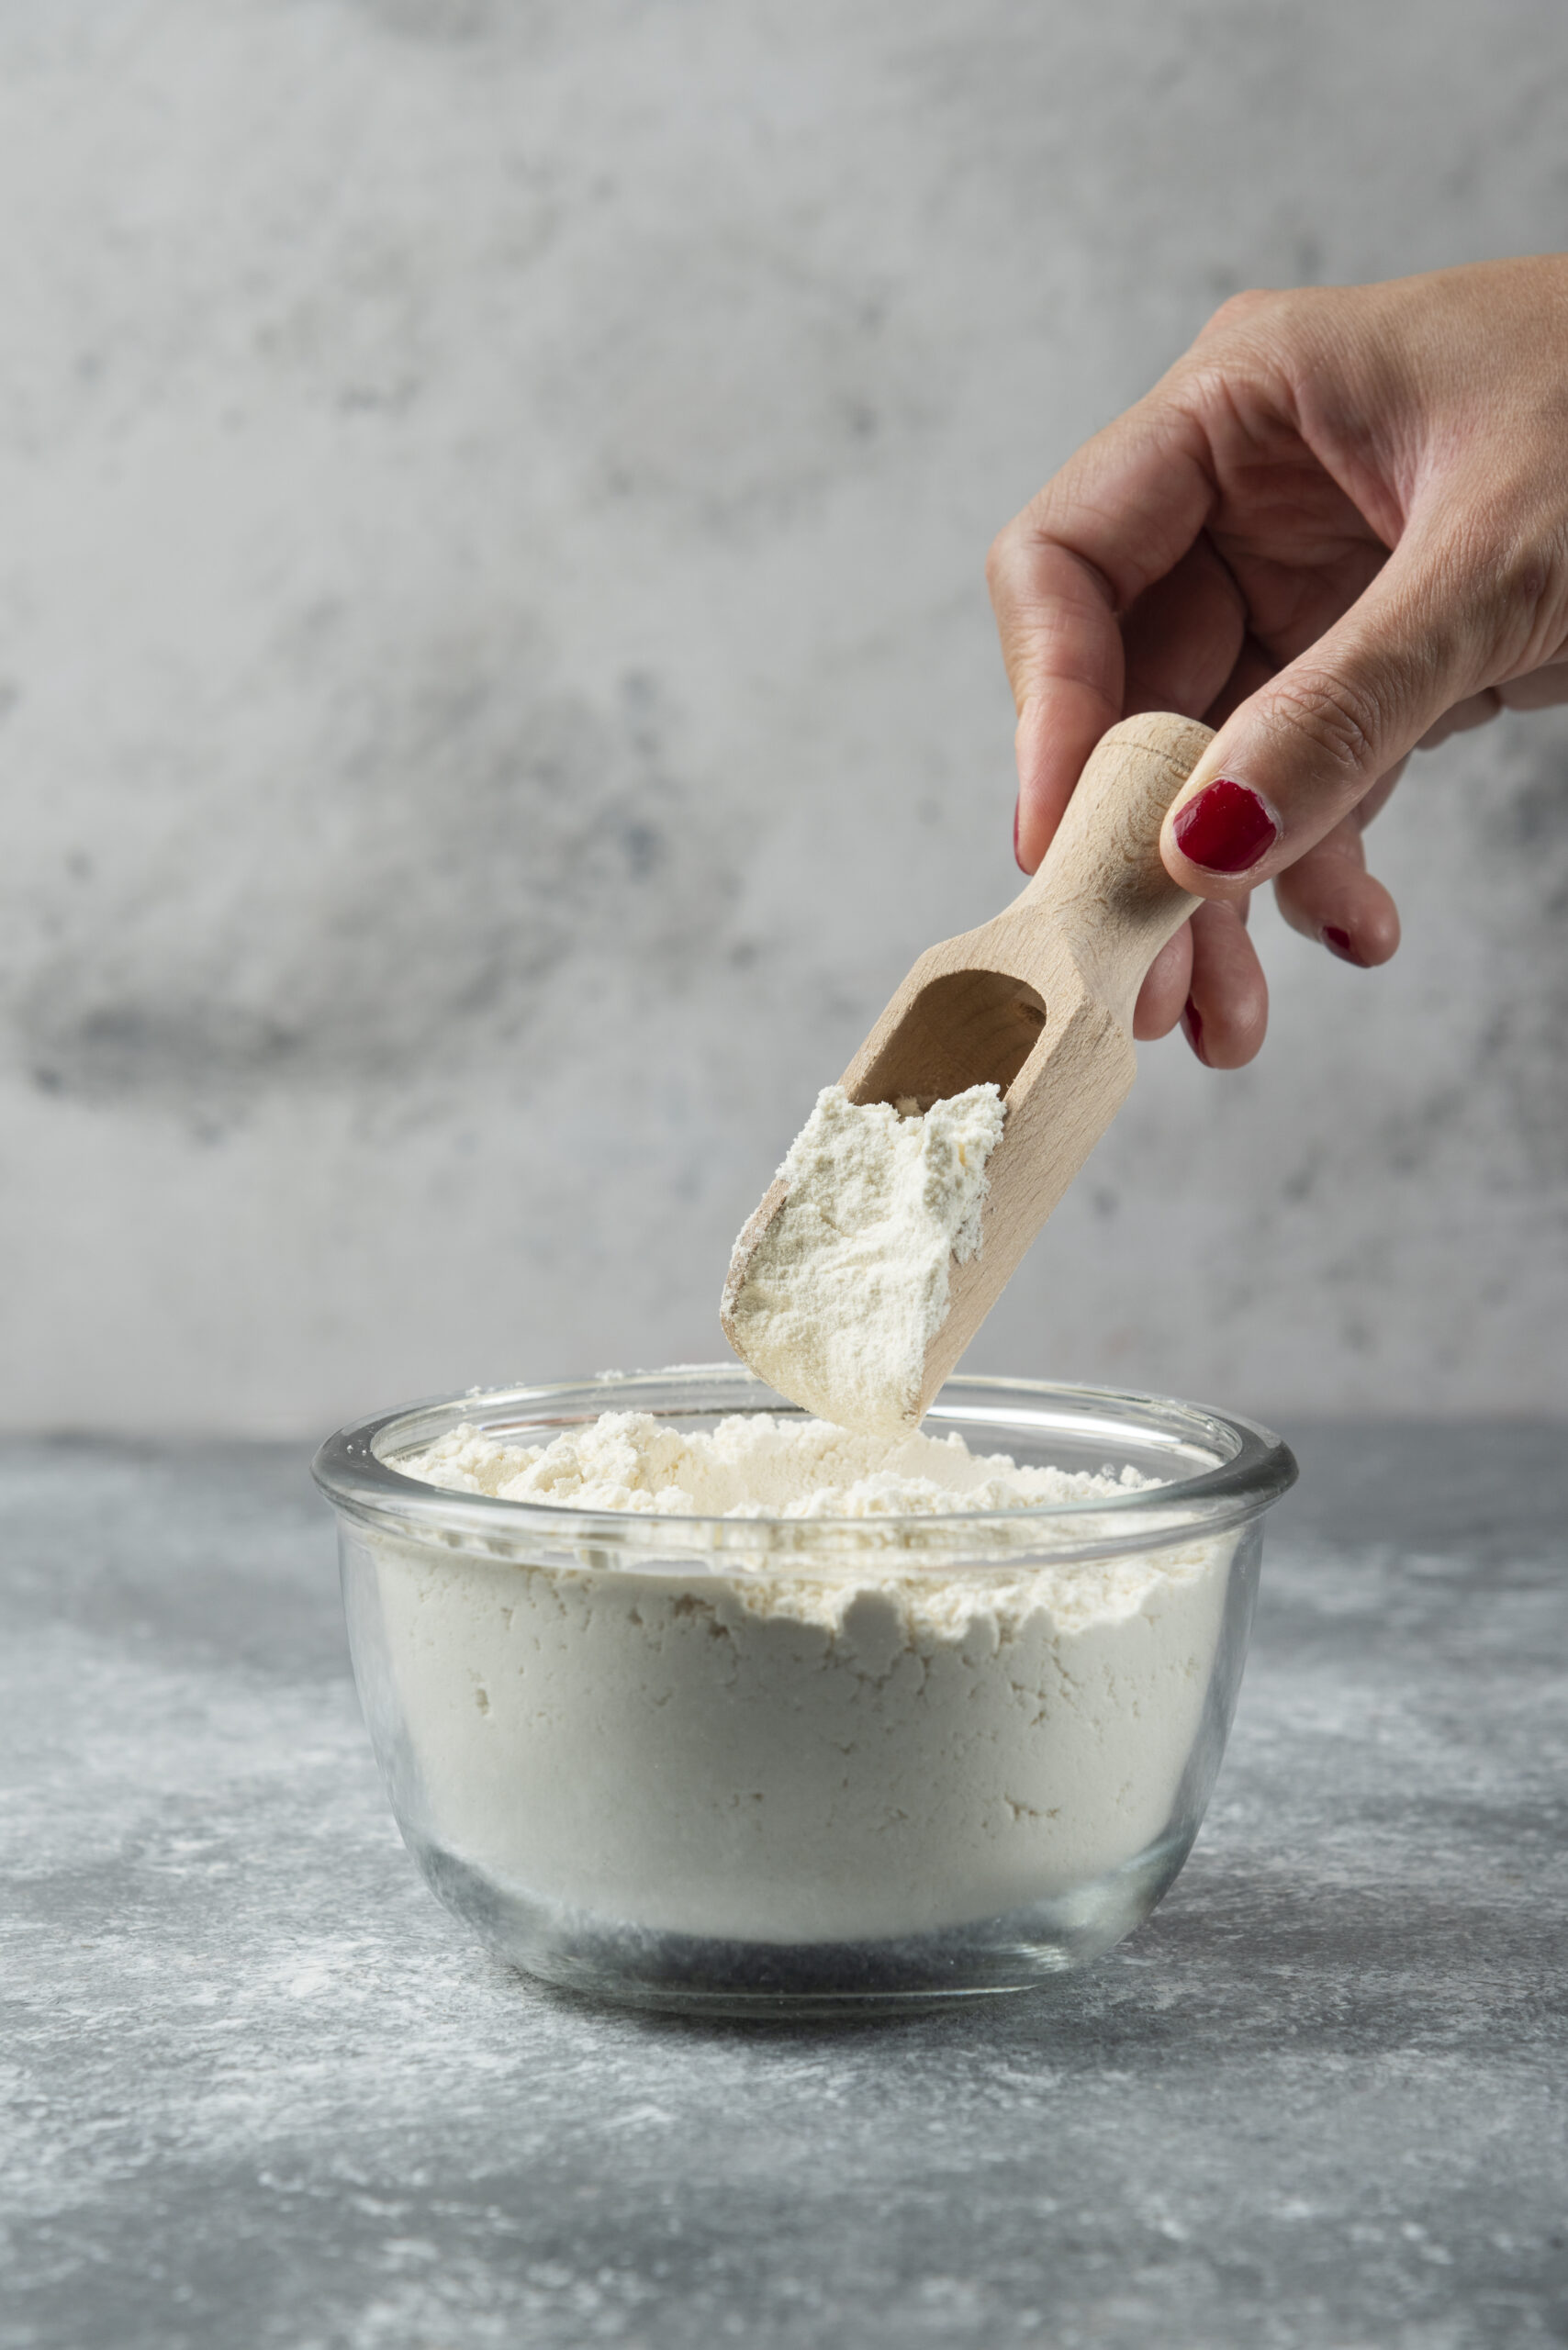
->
[313,1366,1296,2017]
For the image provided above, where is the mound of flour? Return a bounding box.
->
[722,1082,1007,1436]
[375,1409,1233,1944]
[402,1407,1153,1520]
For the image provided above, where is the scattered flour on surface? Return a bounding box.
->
[400,1407,1154,1520]
[722,1082,1007,1437]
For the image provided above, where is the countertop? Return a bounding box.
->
[3,1426,1565,2349]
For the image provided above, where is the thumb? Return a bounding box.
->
[1159,543,1490,893]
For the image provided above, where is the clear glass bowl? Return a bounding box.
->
[313,1366,1296,2018]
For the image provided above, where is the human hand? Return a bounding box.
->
[988,257,1568,1065]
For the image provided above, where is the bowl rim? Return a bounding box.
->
[311,1364,1298,1555]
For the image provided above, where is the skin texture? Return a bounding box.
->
[988,257,1568,1065]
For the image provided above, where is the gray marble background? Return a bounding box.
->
[2,0,1565,1436]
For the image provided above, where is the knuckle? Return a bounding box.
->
[1268,666,1383,777]
[1441,499,1568,674]
[985,516,1029,599]
[1480,535,1566,662]
[1467,525,1543,608]
[1202,286,1277,335]
[1197,283,1320,345]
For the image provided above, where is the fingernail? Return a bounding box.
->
[1322,924,1369,967]
[1181,998,1208,1065]
[1171,778,1282,876]
[1014,800,1025,871]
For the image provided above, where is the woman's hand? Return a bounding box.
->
[988,257,1568,1065]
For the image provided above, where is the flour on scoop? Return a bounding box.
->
[722,1081,1006,1437]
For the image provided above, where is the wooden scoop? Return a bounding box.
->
[722,711,1215,1417]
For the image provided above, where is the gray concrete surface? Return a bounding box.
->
[0,3,1565,1434]
[3,1426,1565,2348]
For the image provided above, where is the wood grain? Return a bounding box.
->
[722,712,1215,1413]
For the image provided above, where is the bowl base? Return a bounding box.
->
[409,1831,1195,2019]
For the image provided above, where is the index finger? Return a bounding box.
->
[987,396,1216,865]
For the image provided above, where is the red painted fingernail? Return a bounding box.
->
[1014,800,1025,871]
[1171,778,1282,875]
[1182,998,1209,1065]
[1322,924,1369,967]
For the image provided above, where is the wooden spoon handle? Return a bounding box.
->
[1019,711,1215,1025]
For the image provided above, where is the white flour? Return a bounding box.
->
[723,1082,1006,1437]
[375,1410,1233,1943]
[405,1407,1151,1518]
